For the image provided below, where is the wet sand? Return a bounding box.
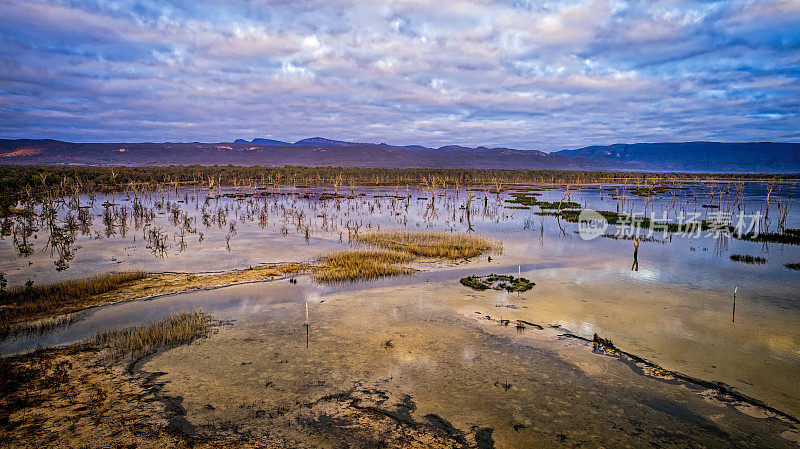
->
[142,280,800,448]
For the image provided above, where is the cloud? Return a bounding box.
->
[0,0,797,149]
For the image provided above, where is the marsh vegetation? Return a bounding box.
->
[314,249,413,283]
[352,230,499,259]
[460,274,535,292]
[95,311,210,357]
[0,271,146,329]
[730,254,767,264]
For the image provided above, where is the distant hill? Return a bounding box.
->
[0,139,798,173]
[235,137,358,146]
[552,142,800,173]
[234,138,293,146]
[0,139,601,170]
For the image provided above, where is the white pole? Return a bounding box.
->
[305,301,309,348]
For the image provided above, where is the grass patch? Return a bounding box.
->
[314,249,413,283]
[547,209,629,225]
[316,231,500,284]
[785,263,800,271]
[0,271,147,327]
[733,232,800,245]
[536,201,581,209]
[506,192,540,206]
[729,254,767,264]
[0,264,308,329]
[352,231,500,259]
[506,191,581,210]
[460,276,490,290]
[629,186,672,197]
[459,274,535,293]
[95,311,210,357]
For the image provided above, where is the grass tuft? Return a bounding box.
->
[0,271,147,328]
[352,231,500,259]
[460,276,490,290]
[459,274,535,293]
[95,311,210,357]
[730,254,767,264]
[314,249,414,283]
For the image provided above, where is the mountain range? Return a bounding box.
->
[1,138,798,173]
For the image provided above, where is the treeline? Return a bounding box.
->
[0,164,793,210]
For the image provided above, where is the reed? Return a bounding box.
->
[0,264,307,327]
[352,231,500,259]
[314,249,413,283]
[0,271,147,327]
[95,311,210,357]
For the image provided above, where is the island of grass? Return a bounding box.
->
[460,274,535,293]
[629,186,672,197]
[96,311,210,358]
[505,191,540,206]
[730,254,767,264]
[536,201,581,209]
[317,231,501,283]
[505,191,581,210]
[0,264,307,333]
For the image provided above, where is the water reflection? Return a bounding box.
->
[0,181,799,414]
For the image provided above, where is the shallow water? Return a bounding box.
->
[1,181,799,417]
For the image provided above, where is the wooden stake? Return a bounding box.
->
[305,301,309,348]
[732,286,737,323]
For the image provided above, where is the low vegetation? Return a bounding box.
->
[314,249,413,283]
[352,230,500,259]
[0,271,146,328]
[733,232,800,245]
[316,231,499,284]
[785,263,800,271]
[95,311,210,357]
[729,254,767,264]
[0,264,307,330]
[536,201,581,209]
[630,186,672,197]
[506,192,540,206]
[460,274,535,293]
[505,191,580,210]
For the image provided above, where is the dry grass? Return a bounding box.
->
[352,231,500,259]
[314,249,413,283]
[90,263,308,306]
[314,231,500,283]
[0,271,147,328]
[95,311,210,357]
[0,263,308,328]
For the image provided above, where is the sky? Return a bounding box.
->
[0,0,799,151]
